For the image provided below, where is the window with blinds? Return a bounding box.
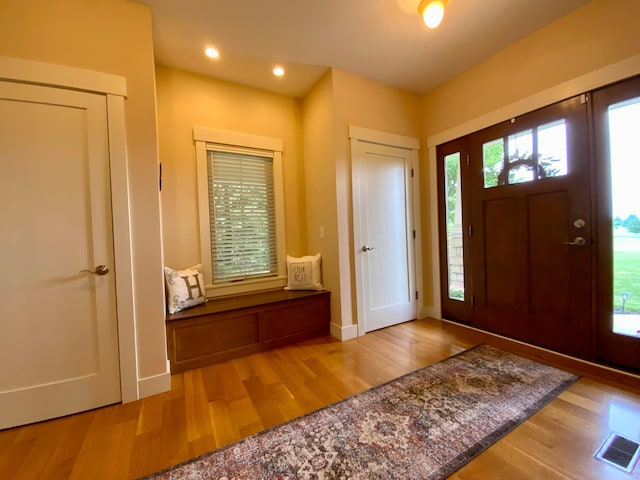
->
[194,127,286,297]
[207,148,277,282]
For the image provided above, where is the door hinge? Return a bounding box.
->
[471,294,475,306]
[412,229,416,239]
[415,291,419,300]
[466,154,470,166]
[411,168,414,178]
[468,225,473,236]
[159,162,163,192]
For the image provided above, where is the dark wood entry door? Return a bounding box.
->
[467,96,593,359]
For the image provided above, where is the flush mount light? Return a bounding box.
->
[418,0,447,29]
[204,47,219,59]
[273,66,285,77]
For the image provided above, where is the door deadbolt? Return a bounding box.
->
[573,218,586,229]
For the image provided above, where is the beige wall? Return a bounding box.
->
[422,0,640,136]
[333,69,421,139]
[332,69,421,331]
[302,71,342,329]
[0,0,167,382]
[155,66,307,269]
[419,0,640,311]
[303,69,421,334]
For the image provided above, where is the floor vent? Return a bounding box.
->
[594,432,640,474]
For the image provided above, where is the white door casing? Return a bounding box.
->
[0,81,121,429]
[350,126,421,334]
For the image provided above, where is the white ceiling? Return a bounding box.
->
[134,0,591,98]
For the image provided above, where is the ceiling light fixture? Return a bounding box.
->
[273,66,285,77]
[418,0,447,29]
[204,47,219,59]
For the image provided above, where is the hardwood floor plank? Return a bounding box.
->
[42,412,94,480]
[183,369,214,442]
[243,376,287,429]
[208,399,237,449]
[228,397,263,437]
[557,389,606,415]
[1,318,639,479]
[0,431,36,479]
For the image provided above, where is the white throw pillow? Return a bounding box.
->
[284,253,323,291]
[164,264,206,314]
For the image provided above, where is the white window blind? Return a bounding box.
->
[207,148,277,282]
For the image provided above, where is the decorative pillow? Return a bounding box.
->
[164,264,207,314]
[284,253,323,291]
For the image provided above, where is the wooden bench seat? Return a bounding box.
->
[166,289,331,373]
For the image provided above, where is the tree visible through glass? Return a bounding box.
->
[445,152,464,300]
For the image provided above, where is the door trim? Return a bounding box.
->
[427,53,640,321]
[349,126,422,336]
[0,57,141,403]
[0,56,126,96]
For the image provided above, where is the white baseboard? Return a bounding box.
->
[330,322,358,341]
[136,364,171,400]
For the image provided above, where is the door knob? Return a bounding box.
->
[361,245,375,252]
[81,265,110,275]
[564,237,586,247]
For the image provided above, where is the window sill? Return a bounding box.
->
[205,275,287,298]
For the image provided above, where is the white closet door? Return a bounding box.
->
[0,80,121,429]
[352,141,417,332]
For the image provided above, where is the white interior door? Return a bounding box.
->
[352,140,417,332]
[0,81,121,429]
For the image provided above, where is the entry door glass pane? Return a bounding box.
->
[538,120,568,177]
[445,152,464,300]
[483,139,503,188]
[608,98,640,337]
[507,129,534,184]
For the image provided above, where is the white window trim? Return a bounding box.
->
[194,127,287,297]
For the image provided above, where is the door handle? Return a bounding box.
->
[564,237,586,247]
[361,245,375,252]
[80,265,110,275]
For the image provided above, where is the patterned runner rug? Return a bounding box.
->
[144,344,578,480]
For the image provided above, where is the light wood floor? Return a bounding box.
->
[1,318,640,479]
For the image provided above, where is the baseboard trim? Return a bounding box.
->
[436,317,640,393]
[330,322,358,341]
[137,367,171,400]
[420,306,439,320]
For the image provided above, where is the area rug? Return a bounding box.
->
[144,344,578,480]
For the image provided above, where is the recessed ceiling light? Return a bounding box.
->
[273,66,285,77]
[204,47,219,59]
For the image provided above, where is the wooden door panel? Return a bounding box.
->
[528,191,570,319]
[484,197,520,311]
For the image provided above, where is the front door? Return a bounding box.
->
[593,76,640,371]
[352,140,417,333]
[0,81,121,429]
[467,96,592,358]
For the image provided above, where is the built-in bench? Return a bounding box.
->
[165,288,331,373]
